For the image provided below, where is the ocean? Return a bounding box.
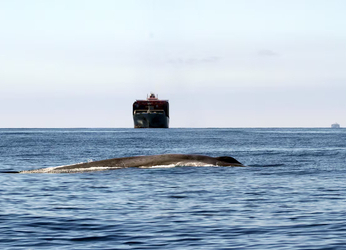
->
[1,128,346,249]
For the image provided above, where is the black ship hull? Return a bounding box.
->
[133,113,169,128]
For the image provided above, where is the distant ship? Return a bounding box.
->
[133,93,169,128]
[331,123,340,128]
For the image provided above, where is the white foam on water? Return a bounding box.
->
[20,166,121,174]
[20,162,219,173]
[139,164,177,169]
[20,165,65,174]
[139,162,216,169]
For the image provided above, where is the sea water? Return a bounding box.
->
[1,128,346,249]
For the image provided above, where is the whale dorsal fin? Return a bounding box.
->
[215,156,241,164]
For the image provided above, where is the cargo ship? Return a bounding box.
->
[331,123,340,128]
[133,93,169,128]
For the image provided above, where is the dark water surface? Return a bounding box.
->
[1,128,346,249]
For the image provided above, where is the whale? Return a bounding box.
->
[8,154,245,174]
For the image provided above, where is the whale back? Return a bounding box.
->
[17,154,244,174]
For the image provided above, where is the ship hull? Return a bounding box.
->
[133,113,169,128]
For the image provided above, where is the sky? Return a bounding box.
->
[1,0,345,127]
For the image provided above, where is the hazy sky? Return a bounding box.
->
[1,0,345,127]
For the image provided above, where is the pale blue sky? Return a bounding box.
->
[1,0,345,127]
